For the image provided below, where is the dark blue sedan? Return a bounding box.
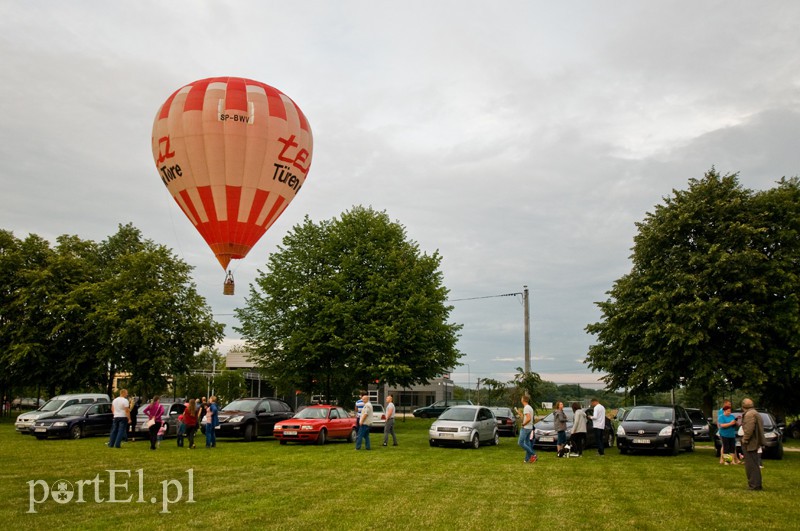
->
[33,403,113,439]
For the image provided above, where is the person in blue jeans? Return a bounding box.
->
[355,393,373,450]
[108,389,130,448]
[205,396,219,448]
[517,395,537,463]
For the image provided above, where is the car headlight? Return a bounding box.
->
[534,429,543,436]
[617,426,625,436]
[301,425,314,430]
[227,416,244,423]
[764,431,777,439]
[659,426,673,437]
[53,422,67,427]
[460,426,472,432]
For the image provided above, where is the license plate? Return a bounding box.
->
[284,431,297,436]
[439,433,453,438]
[540,436,554,442]
[34,428,47,433]
[214,425,220,430]
[633,438,650,444]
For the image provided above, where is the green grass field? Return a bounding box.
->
[2,415,798,530]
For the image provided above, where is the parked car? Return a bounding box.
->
[489,407,518,437]
[273,405,357,445]
[136,401,186,438]
[533,407,615,450]
[428,405,499,448]
[15,393,110,434]
[211,397,294,441]
[713,409,784,460]
[616,405,695,455]
[11,397,46,410]
[413,399,473,418]
[685,408,712,441]
[369,403,387,430]
[788,419,800,440]
[32,403,113,440]
[612,407,630,430]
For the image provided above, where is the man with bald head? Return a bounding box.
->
[741,398,766,490]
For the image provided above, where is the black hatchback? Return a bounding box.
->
[616,405,695,455]
[211,398,294,441]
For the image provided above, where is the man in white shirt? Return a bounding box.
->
[589,398,606,456]
[109,389,130,449]
[383,395,398,446]
[355,394,373,450]
[517,395,537,463]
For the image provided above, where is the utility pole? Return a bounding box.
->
[523,285,531,373]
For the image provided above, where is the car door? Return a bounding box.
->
[674,406,691,447]
[476,408,491,441]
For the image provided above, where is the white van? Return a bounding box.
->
[15,393,110,434]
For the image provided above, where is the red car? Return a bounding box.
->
[274,405,357,445]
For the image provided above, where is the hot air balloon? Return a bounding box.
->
[151,77,313,294]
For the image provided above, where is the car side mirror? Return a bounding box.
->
[257,408,266,414]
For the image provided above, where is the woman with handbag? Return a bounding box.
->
[142,396,165,450]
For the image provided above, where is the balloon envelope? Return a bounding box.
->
[152,77,313,270]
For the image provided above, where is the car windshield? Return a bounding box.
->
[222,400,257,412]
[438,408,476,422]
[687,410,706,423]
[294,408,329,419]
[626,407,674,422]
[57,404,88,417]
[40,400,65,412]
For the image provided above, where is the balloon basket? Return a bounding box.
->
[223,270,235,295]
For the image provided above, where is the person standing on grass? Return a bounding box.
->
[108,389,130,449]
[741,398,766,490]
[205,396,219,448]
[570,402,587,457]
[142,396,164,451]
[355,393,373,450]
[383,394,398,446]
[516,395,537,463]
[355,393,365,430]
[589,398,606,456]
[718,403,739,465]
[183,398,200,449]
[553,401,568,457]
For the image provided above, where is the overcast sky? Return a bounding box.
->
[2,1,799,389]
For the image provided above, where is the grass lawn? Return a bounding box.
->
[2,415,798,530]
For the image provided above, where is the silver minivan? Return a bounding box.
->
[16,393,110,434]
[428,405,499,449]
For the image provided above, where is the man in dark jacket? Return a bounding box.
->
[741,398,766,491]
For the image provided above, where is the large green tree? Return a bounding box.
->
[236,206,462,404]
[0,224,224,399]
[88,224,224,396]
[586,170,800,416]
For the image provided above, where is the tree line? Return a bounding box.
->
[0,223,223,400]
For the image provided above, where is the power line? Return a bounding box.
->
[448,292,522,302]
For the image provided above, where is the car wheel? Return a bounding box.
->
[429,440,437,447]
[244,423,257,442]
[35,435,47,440]
[671,436,680,456]
[279,439,287,445]
[316,428,327,445]
[620,447,628,455]
[347,428,356,443]
[606,431,614,448]
[687,438,695,452]
[470,433,480,450]
[492,432,500,446]
[771,443,784,460]
[70,425,82,440]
